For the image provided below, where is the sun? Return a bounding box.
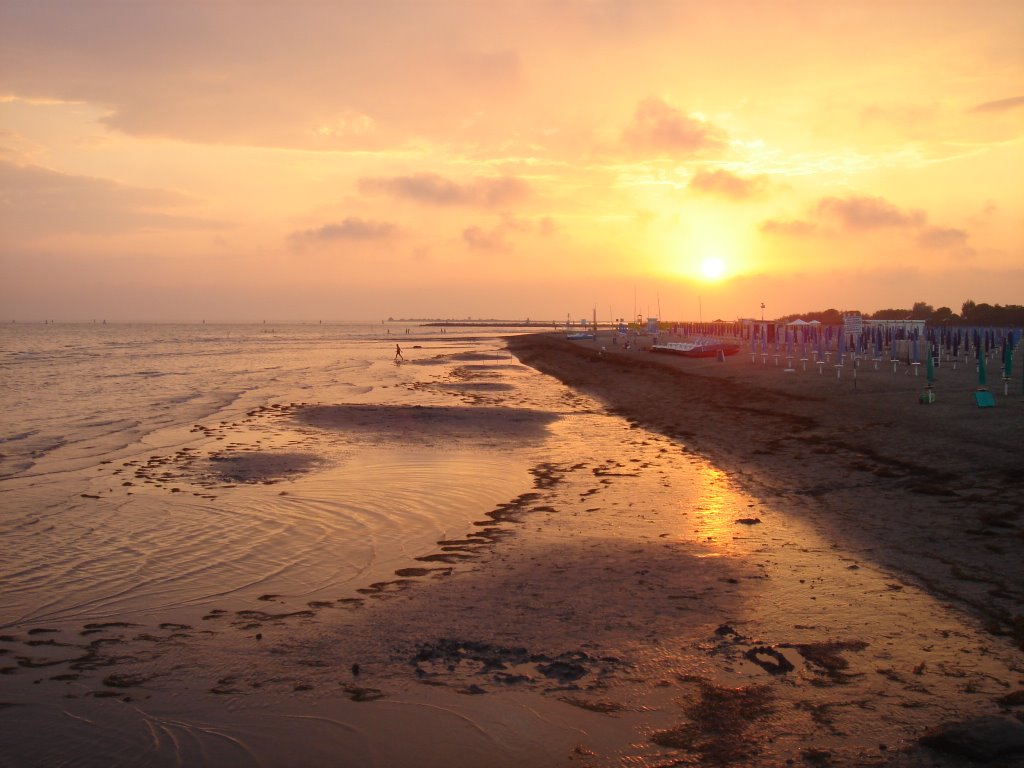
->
[700,257,727,282]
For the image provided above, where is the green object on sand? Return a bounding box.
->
[975,390,995,408]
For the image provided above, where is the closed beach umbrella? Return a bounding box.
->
[927,348,935,383]
[1004,338,1012,379]
[978,355,987,387]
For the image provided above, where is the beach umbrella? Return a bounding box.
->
[1003,338,1012,395]
[978,355,987,387]
[927,347,935,383]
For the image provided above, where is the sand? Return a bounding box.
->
[3,331,1023,767]
[508,331,1024,648]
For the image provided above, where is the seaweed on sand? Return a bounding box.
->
[651,680,774,763]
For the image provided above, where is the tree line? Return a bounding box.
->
[779,301,1024,327]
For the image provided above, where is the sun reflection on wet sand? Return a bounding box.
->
[690,465,754,556]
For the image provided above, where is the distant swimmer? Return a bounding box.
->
[395,344,404,361]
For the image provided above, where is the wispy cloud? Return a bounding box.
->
[761,193,971,255]
[969,96,1024,114]
[816,195,926,230]
[759,218,819,237]
[0,160,220,236]
[461,213,554,252]
[621,98,727,157]
[358,173,530,207]
[917,225,968,250]
[289,217,397,243]
[689,168,768,199]
[462,225,509,251]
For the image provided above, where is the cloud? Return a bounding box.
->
[689,169,767,199]
[917,225,968,250]
[460,213,555,252]
[0,160,220,237]
[762,194,973,255]
[969,96,1024,114]
[815,195,926,230]
[455,49,522,86]
[621,98,727,156]
[306,111,377,140]
[462,225,509,251]
[0,5,541,151]
[290,217,397,243]
[759,219,820,238]
[358,173,530,207]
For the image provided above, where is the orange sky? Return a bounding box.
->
[2,1,1022,322]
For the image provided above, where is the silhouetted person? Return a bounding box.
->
[395,344,404,361]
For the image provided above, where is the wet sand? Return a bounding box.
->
[3,334,1024,767]
[507,332,1024,648]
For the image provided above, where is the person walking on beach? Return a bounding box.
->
[395,344,404,361]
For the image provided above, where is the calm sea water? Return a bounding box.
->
[0,322,564,629]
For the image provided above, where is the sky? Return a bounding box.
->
[1,0,1022,323]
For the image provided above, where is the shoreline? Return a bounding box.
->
[507,331,1024,648]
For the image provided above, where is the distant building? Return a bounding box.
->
[863,318,926,335]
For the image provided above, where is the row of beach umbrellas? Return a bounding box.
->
[747,324,1021,393]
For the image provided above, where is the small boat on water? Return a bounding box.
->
[649,339,741,358]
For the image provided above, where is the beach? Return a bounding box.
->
[2,325,1023,767]
[509,331,1024,649]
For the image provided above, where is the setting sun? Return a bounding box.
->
[700,257,727,282]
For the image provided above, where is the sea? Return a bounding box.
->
[0,321,568,631]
